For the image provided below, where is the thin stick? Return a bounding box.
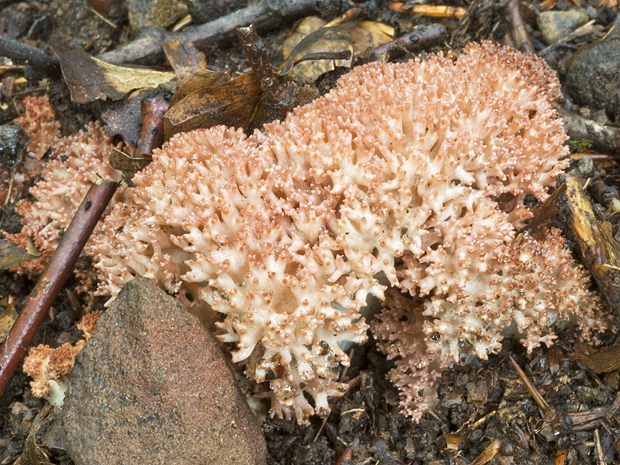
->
[98,0,315,65]
[509,355,551,417]
[373,24,447,58]
[0,35,61,77]
[504,0,535,54]
[559,107,620,157]
[0,179,118,396]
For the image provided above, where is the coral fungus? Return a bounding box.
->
[82,42,607,423]
[6,98,122,275]
[23,310,103,405]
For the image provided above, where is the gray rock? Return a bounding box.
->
[537,10,589,44]
[62,277,266,465]
[127,0,188,30]
[565,41,620,121]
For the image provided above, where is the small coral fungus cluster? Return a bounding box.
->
[5,96,121,276]
[8,42,609,424]
[22,311,103,406]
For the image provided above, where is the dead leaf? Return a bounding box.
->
[0,239,36,270]
[444,433,461,450]
[280,19,392,82]
[101,89,153,146]
[342,21,394,55]
[280,26,353,82]
[466,379,489,408]
[555,449,567,465]
[469,439,500,465]
[164,72,261,139]
[14,405,58,465]
[54,47,175,104]
[0,297,17,344]
[164,40,228,102]
[108,147,151,177]
[164,39,208,75]
[282,16,327,57]
[583,344,620,373]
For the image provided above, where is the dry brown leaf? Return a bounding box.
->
[0,239,36,270]
[54,47,175,104]
[14,405,58,465]
[279,27,353,82]
[163,72,261,139]
[101,88,153,146]
[280,19,392,82]
[555,449,567,465]
[341,21,394,55]
[583,344,620,373]
[0,297,17,344]
[108,147,151,178]
[444,433,461,450]
[469,439,500,465]
[164,40,228,102]
[282,16,328,57]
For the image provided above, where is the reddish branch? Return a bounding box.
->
[0,179,118,396]
[136,94,169,156]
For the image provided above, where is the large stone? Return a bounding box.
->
[565,41,620,122]
[62,277,266,465]
[537,10,588,44]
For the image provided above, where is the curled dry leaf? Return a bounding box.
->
[280,17,393,82]
[108,148,151,179]
[0,239,36,270]
[162,40,259,139]
[53,47,175,104]
[582,344,620,374]
[163,72,261,139]
[0,297,18,344]
[14,404,58,465]
[469,438,500,465]
[280,26,353,81]
[101,89,154,146]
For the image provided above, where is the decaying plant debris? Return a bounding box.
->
[1,0,620,464]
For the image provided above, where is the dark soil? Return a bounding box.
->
[1,0,619,464]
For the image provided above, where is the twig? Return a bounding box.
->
[0,35,61,77]
[0,179,118,396]
[561,171,620,310]
[539,20,597,57]
[237,24,296,122]
[559,107,620,157]
[335,447,352,465]
[503,0,535,54]
[373,24,447,59]
[136,93,169,156]
[569,391,620,431]
[509,355,551,417]
[98,0,316,65]
[594,429,606,465]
